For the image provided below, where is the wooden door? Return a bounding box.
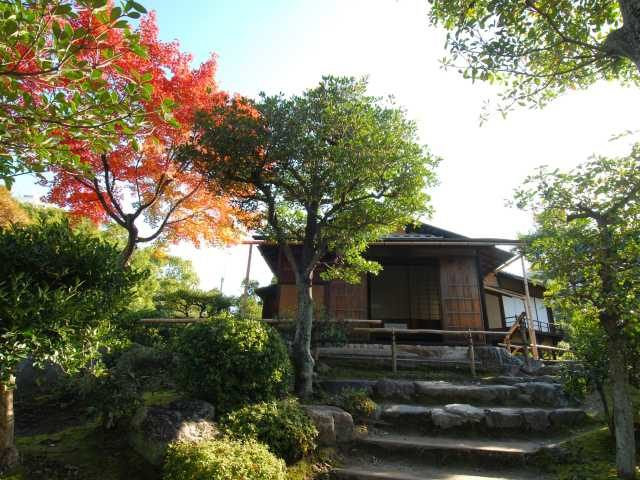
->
[440,257,483,331]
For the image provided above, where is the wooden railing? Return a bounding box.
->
[139,316,569,375]
[350,326,508,377]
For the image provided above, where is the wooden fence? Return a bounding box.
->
[139,315,569,377]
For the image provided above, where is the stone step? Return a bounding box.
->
[357,433,547,461]
[332,465,541,480]
[377,403,587,432]
[322,354,480,370]
[482,375,560,385]
[320,379,569,407]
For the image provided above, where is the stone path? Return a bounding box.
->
[328,375,589,479]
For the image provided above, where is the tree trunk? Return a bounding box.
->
[292,275,315,398]
[608,332,637,479]
[0,376,18,472]
[605,0,640,73]
[595,379,614,436]
[119,221,138,267]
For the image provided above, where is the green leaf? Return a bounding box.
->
[110,6,122,21]
[4,20,18,35]
[54,4,73,15]
[131,1,147,13]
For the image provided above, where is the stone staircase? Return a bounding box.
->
[322,376,591,480]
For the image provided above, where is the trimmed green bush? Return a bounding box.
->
[220,398,318,464]
[163,439,287,480]
[174,317,292,413]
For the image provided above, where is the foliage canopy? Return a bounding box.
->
[0,218,143,383]
[429,0,640,116]
[0,0,151,186]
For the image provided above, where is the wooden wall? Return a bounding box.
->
[277,284,325,318]
[326,278,368,319]
[439,257,483,330]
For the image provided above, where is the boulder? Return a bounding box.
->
[414,381,518,405]
[303,405,354,446]
[375,380,416,400]
[515,382,567,407]
[485,408,523,429]
[319,380,375,396]
[444,403,485,423]
[549,408,588,428]
[521,408,551,432]
[128,399,220,466]
[15,358,66,401]
[379,404,431,421]
[431,408,468,429]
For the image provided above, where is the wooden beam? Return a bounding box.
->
[352,327,508,336]
[520,256,540,360]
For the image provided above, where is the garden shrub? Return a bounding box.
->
[337,388,378,419]
[85,343,174,429]
[87,367,142,430]
[220,398,318,464]
[163,439,287,480]
[174,317,292,413]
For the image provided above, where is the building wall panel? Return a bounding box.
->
[440,257,483,331]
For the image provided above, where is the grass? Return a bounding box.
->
[142,389,181,407]
[2,419,335,480]
[1,422,159,480]
[533,426,640,480]
[1,387,334,480]
[285,448,338,480]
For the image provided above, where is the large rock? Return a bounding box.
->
[485,408,523,429]
[444,404,485,423]
[414,381,518,405]
[128,399,220,466]
[515,382,567,407]
[549,408,588,428]
[521,408,551,432]
[379,404,431,421]
[319,380,375,396]
[303,405,354,446]
[15,358,66,401]
[431,404,485,429]
[431,408,468,429]
[375,380,416,400]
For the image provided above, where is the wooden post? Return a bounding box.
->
[518,313,531,369]
[391,329,397,374]
[468,328,476,378]
[520,255,539,360]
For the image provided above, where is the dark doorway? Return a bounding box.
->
[369,261,442,330]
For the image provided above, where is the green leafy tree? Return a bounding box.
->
[237,279,263,320]
[515,147,640,479]
[188,76,438,397]
[0,187,30,226]
[428,1,640,117]
[0,0,150,186]
[154,288,233,318]
[0,218,143,470]
[559,309,613,432]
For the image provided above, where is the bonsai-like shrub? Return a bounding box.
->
[85,344,175,429]
[163,439,286,480]
[174,317,292,413]
[220,398,318,464]
[338,388,378,419]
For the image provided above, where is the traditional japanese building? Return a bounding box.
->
[255,224,562,346]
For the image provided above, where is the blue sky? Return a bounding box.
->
[15,1,640,294]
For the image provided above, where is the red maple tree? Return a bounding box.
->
[46,13,247,264]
